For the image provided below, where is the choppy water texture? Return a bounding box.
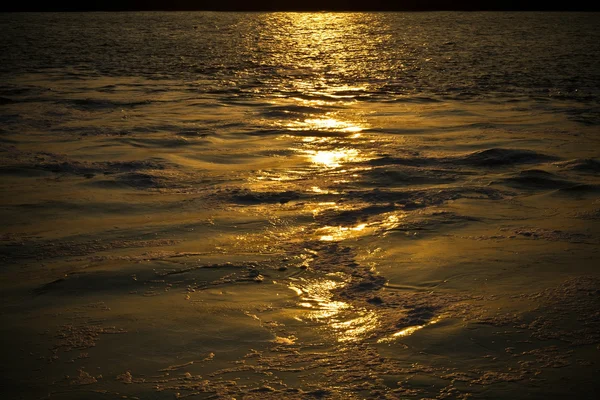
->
[1,12,600,400]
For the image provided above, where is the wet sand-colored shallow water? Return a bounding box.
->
[1,11,600,399]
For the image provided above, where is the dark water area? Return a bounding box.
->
[1,12,599,399]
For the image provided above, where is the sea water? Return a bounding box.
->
[1,12,599,399]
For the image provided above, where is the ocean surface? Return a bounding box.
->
[1,12,600,399]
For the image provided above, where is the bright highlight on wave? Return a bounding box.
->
[289,278,380,342]
[378,316,443,343]
[305,118,363,133]
[286,116,365,133]
[307,149,361,168]
[318,223,368,242]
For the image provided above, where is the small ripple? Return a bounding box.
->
[499,169,576,190]
[554,158,600,173]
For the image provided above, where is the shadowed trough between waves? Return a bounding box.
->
[1,11,600,399]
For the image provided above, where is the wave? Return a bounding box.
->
[0,96,17,105]
[244,128,357,138]
[359,167,463,186]
[221,186,505,209]
[119,137,197,148]
[459,148,559,166]
[554,184,600,194]
[314,204,397,226]
[554,158,600,173]
[499,169,576,190]
[33,260,273,296]
[368,148,558,169]
[259,104,334,119]
[230,189,302,204]
[0,147,168,179]
[59,98,152,111]
[89,172,162,189]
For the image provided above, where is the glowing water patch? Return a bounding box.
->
[317,223,368,242]
[311,149,358,167]
[378,316,443,343]
[289,278,380,342]
[330,312,380,342]
[272,336,297,345]
[380,213,406,232]
[284,115,365,133]
[303,118,363,133]
[392,325,423,337]
[310,186,339,195]
[306,148,363,169]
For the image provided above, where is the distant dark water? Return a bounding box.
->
[2,12,600,102]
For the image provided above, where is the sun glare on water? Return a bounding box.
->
[307,148,361,168]
[289,278,380,342]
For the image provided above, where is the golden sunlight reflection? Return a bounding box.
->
[310,186,339,195]
[307,148,361,168]
[259,12,372,140]
[317,223,368,242]
[380,213,406,231]
[264,13,372,86]
[377,316,443,343]
[286,117,364,133]
[289,277,379,342]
